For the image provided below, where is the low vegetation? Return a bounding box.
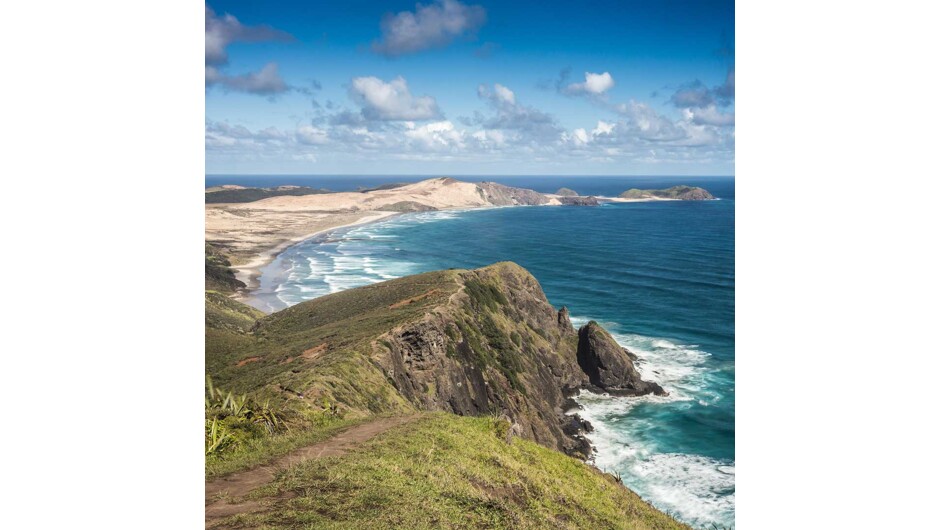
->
[619,186,715,200]
[205,242,245,292]
[221,413,688,529]
[205,186,330,204]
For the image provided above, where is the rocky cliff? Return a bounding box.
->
[477,181,553,206]
[208,262,663,458]
[620,185,715,200]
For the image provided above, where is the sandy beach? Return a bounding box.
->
[206,178,695,299]
[209,209,399,293]
[206,177,566,297]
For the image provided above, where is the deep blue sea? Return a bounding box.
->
[210,175,735,527]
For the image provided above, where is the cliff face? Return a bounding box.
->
[577,322,666,396]
[209,262,663,458]
[477,182,553,206]
[372,263,661,455]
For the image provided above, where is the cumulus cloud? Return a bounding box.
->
[205,5,291,66]
[563,121,616,147]
[565,71,615,96]
[404,121,465,150]
[666,68,735,127]
[669,68,735,108]
[670,81,714,108]
[475,83,561,140]
[615,101,687,142]
[296,125,330,145]
[206,120,291,151]
[372,0,486,56]
[205,5,294,96]
[683,105,735,126]
[206,63,289,95]
[349,76,442,121]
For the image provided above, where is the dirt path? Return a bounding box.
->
[205,415,418,528]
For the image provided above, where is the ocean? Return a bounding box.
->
[212,175,735,527]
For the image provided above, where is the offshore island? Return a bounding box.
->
[205,177,714,528]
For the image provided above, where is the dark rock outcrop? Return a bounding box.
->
[576,321,666,397]
[557,306,574,333]
[375,263,665,457]
[559,196,599,206]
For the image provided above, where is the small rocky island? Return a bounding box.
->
[619,185,715,200]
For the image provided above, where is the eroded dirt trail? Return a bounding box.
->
[205,415,418,528]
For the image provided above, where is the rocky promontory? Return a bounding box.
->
[207,262,664,459]
[619,185,715,200]
[577,321,666,397]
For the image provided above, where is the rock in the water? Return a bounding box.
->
[576,321,666,397]
[559,196,599,206]
[556,187,579,197]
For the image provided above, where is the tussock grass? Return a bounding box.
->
[224,413,688,529]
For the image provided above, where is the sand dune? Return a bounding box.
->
[205,177,561,290]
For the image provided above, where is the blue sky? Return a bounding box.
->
[206,0,734,175]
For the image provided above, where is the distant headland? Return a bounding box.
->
[205,177,715,292]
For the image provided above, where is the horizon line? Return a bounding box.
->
[206,173,736,178]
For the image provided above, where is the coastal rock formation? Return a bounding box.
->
[619,185,715,200]
[209,262,664,459]
[577,321,666,397]
[559,196,600,206]
[556,187,579,196]
[478,181,553,206]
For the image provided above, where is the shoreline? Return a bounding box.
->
[231,210,400,302]
[228,196,701,303]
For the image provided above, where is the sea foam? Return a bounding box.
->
[569,315,733,528]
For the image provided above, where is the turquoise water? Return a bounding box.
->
[241,176,735,527]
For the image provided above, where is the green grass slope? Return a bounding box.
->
[225,413,688,530]
[619,186,714,200]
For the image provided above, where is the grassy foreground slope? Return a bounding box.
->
[206,257,686,527]
[226,413,686,530]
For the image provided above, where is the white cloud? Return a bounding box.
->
[683,105,735,127]
[404,121,465,150]
[205,6,293,94]
[207,63,289,95]
[593,120,615,135]
[476,83,561,140]
[372,0,486,56]
[349,76,442,121]
[566,71,615,95]
[493,84,515,105]
[565,121,615,146]
[572,128,590,145]
[296,125,330,145]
